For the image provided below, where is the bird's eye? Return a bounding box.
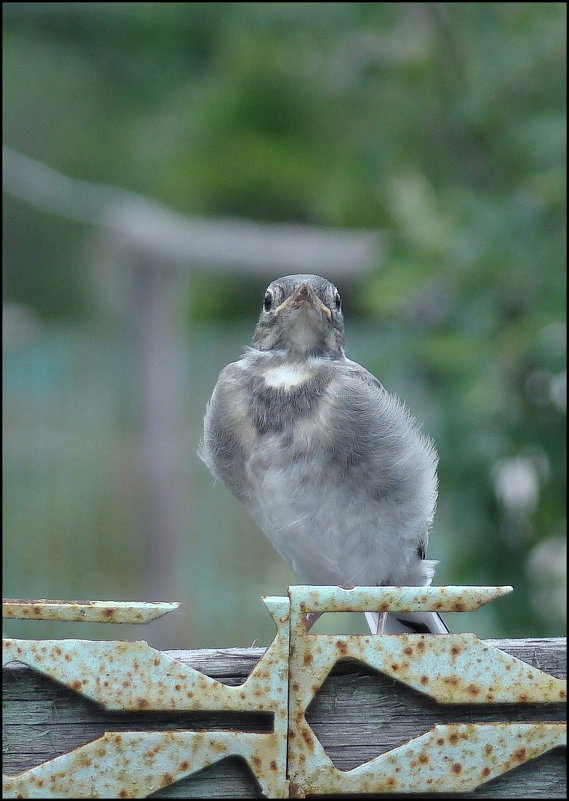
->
[334,291,341,310]
[263,290,273,312]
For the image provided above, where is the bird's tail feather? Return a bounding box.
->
[363,559,449,634]
[364,609,448,634]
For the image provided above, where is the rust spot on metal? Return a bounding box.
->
[335,640,348,656]
[136,697,149,709]
[514,747,527,761]
[303,652,313,665]
[301,729,314,749]
[404,646,413,656]
[211,741,229,754]
[420,675,429,685]
[467,684,481,696]
[452,762,462,773]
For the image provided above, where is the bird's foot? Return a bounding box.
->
[375,610,387,634]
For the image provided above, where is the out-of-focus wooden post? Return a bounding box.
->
[132,261,188,628]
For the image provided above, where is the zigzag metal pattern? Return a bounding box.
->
[2,588,566,798]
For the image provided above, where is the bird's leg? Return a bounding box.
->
[304,612,322,631]
[375,611,387,634]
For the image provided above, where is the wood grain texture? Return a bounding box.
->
[3,637,566,798]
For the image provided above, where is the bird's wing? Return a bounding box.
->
[326,358,438,493]
[199,361,252,500]
[343,357,387,393]
[340,360,445,632]
[323,357,439,577]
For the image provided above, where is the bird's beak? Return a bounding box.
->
[273,283,331,319]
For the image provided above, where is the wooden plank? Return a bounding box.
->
[3,638,566,798]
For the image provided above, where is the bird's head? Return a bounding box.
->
[251,274,345,358]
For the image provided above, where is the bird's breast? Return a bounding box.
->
[263,364,311,390]
[239,358,333,437]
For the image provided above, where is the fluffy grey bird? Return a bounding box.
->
[200,274,448,634]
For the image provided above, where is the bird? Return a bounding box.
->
[200,274,448,634]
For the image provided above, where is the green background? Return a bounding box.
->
[3,3,566,648]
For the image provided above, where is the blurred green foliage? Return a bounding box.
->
[3,3,566,641]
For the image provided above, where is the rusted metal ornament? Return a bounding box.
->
[3,587,566,797]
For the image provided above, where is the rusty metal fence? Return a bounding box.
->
[3,586,566,798]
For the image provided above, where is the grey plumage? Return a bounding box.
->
[200,274,447,634]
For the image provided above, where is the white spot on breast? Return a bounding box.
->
[264,365,308,389]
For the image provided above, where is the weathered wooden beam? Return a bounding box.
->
[3,638,566,798]
[3,147,382,281]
